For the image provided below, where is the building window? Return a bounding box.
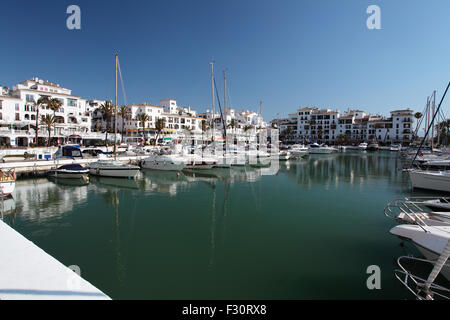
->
[26,94,34,102]
[15,104,19,111]
[67,99,77,107]
[15,113,20,121]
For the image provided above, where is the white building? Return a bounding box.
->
[0,78,93,146]
[274,107,415,145]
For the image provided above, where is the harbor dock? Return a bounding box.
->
[0,156,145,177]
[0,220,110,300]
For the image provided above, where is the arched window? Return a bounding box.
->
[31,115,36,120]
[24,114,30,120]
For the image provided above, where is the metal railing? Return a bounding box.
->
[384,197,450,229]
[395,256,450,300]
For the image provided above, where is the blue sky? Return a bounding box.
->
[1,0,449,121]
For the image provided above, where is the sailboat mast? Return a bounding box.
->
[223,69,227,109]
[114,53,118,160]
[431,90,436,151]
[210,61,215,141]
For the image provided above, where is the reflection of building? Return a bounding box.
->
[280,153,406,190]
[273,107,415,145]
[14,179,89,221]
[0,78,93,146]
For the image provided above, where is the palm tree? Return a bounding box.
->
[413,112,423,138]
[135,113,150,143]
[155,118,166,145]
[97,101,114,144]
[47,98,63,136]
[243,125,254,143]
[118,106,131,142]
[41,114,56,146]
[32,96,50,146]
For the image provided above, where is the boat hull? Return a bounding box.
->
[309,149,334,154]
[0,182,15,196]
[409,171,450,192]
[89,167,139,178]
[141,159,186,171]
[48,170,89,179]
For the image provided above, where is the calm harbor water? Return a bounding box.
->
[3,152,448,299]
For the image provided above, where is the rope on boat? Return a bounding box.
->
[423,239,450,297]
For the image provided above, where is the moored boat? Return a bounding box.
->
[141,153,187,171]
[409,170,450,192]
[308,143,334,154]
[367,142,379,151]
[290,145,309,157]
[89,160,140,178]
[0,169,16,196]
[48,164,89,179]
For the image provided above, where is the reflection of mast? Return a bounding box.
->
[221,181,230,246]
[209,183,216,268]
[109,189,124,284]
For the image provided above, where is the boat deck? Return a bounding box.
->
[0,220,110,300]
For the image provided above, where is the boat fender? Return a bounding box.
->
[13,171,16,180]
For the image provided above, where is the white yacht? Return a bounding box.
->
[278,150,291,161]
[141,153,187,171]
[290,145,309,157]
[89,160,140,178]
[409,170,450,192]
[390,224,450,281]
[357,142,368,151]
[367,142,379,151]
[308,143,335,154]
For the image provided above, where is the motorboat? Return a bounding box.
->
[48,164,89,179]
[278,150,291,161]
[308,143,334,154]
[357,142,368,151]
[366,142,379,151]
[290,145,309,157]
[0,169,16,196]
[141,153,187,171]
[183,154,218,170]
[89,160,140,178]
[384,197,450,226]
[409,170,450,192]
[54,145,84,160]
[390,224,450,282]
[390,144,402,152]
[386,196,450,299]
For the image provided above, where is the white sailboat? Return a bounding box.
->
[89,54,140,179]
[409,170,450,192]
